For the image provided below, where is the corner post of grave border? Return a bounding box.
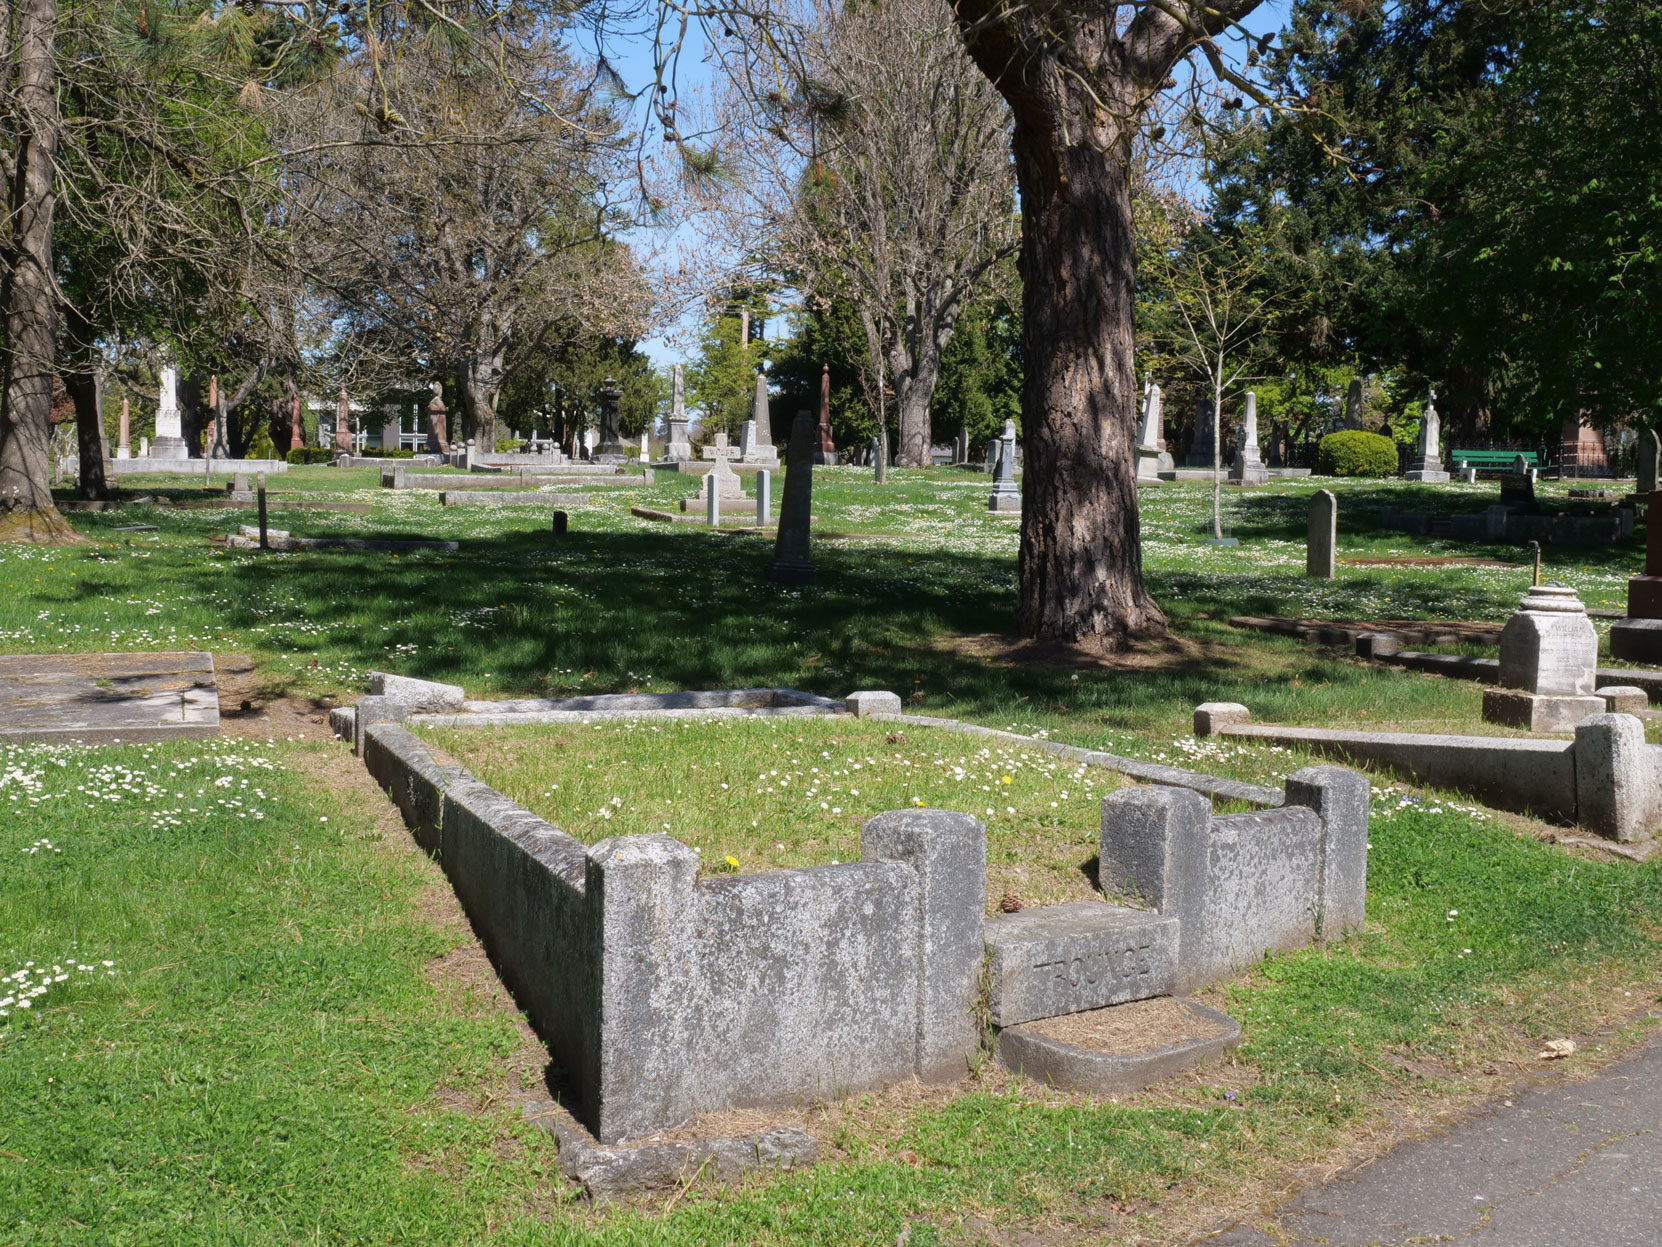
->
[1283,766,1370,939]
[1573,713,1652,843]
[861,810,986,1081]
[353,694,407,758]
[1098,786,1211,991]
[583,834,700,1144]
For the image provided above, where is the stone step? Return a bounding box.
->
[983,901,1178,1027]
[994,997,1241,1095]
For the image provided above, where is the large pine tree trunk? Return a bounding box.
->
[0,0,77,541]
[1003,87,1165,644]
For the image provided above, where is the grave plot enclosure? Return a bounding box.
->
[353,683,1370,1142]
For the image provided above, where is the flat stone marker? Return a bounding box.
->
[1307,489,1337,578]
[0,652,219,744]
[984,901,1179,1027]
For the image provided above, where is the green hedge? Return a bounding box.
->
[1318,430,1400,478]
[285,448,335,465]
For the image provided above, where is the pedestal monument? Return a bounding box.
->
[1481,587,1604,732]
[1135,383,1164,482]
[151,363,187,458]
[665,364,693,462]
[988,420,1020,512]
[1227,391,1268,485]
[1404,391,1449,482]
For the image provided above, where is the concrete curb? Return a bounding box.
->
[994,999,1242,1095]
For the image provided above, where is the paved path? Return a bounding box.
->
[1208,1033,1662,1245]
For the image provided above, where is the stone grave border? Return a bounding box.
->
[1194,701,1660,847]
[339,679,1369,1195]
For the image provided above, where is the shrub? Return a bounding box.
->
[285,448,335,465]
[1318,430,1399,478]
[359,448,417,460]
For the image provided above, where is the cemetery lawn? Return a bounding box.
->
[5,733,1661,1245]
[418,716,1130,911]
[4,471,1661,1242]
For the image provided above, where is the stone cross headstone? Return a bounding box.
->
[1183,400,1215,467]
[1135,383,1163,481]
[1228,391,1269,485]
[988,420,1020,512]
[702,435,745,500]
[666,364,692,461]
[1639,430,1660,496]
[1404,391,1449,481]
[1481,586,1604,732]
[1307,489,1337,578]
[751,369,774,452]
[117,397,132,459]
[152,363,186,458]
[765,414,816,584]
[813,364,836,465]
[425,381,449,454]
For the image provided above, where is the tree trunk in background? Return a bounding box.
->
[996,78,1165,644]
[458,352,503,450]
[0,0,78,541]
[63,357,111,501]
[892,339,943,468]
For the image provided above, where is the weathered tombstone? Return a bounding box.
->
[140,436,150,458]
[756,468,771,526]
[1183,399,1215,467]
[1134,382,1164,481]
[873,434,887,484]
[380,403,401,456]
[813,364,837,465]
[1610,488,1662,661]
[765,415,816,584]
[706,479,720,527]
[425,381,450,454]
[954,426,969,467]
[988,420,1020,512]
[1500,457,1535,509]
[1404,391,1449,482]
[1341,377,1365,430]
[334,387,353,454]
[702,439,745,501]
[1228,391,1269,485]
[739,420,757,460]
[1639,430,1660,495]
[116,397,132,459]
[666,364,692,462]
[152,363,186,458]
[750,369,775,458]
[639,431,650,462]
[552,510,568,536]
[1307,489,1337,578]
[289,392,305,453]
[229,472,254,503]
[593,377,627,461]
[1481,586,1604,732]
[256,473,268,549]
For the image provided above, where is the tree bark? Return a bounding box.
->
[63,357,111,501]
[893,349,942,468]
[0,0,77,541]
[953,0,1261,644]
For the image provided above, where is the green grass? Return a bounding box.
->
[2,469,1659,1243]
[420,716,1127,911]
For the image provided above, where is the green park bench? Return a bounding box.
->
[1451,449,1539,473]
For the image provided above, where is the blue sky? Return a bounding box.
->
[603,3,1294,369]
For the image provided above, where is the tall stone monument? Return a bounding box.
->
[1135,383,1164,482]
[116,397,131,459]
[813,364,836,465]
[1307,489,1336,578]
[593,377,627,462]
[152,363,187,458]
[289,393,305,453]
[765,414,817,585]
[988,420,1020,513]
[1638,430,1660,496]
[1610,488,1662,662]
[425,382,450,454]
[208,375,230,459]
[1341,378,1365,430]
[334,387,353,454]
[665,364,692,461]
[754,375,777,465]
[1227,391,1268,485]
[1481,586,1603,732]
[1404,391,1449,482]
[1183,400,1216,467]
